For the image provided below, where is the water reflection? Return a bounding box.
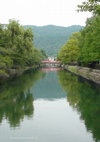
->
[57,70,100,142]
[0,69,45,127]
[32,69,66,100]
[0,68,100,142]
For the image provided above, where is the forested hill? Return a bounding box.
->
[24,25,83,56]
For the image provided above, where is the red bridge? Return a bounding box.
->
[41,60,61,64]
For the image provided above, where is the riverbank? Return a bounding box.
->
[0,65,39,83]
[64,65,100,84]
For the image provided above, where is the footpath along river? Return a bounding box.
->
[0,68,100,142]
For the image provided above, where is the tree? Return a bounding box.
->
[0,19,43,79]
[78,15,100,65]
[25,48,43,66]
[77,0,100,15]
[58,32,81,64]
[40,49,48,59]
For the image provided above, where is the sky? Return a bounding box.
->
[0,0,92,27]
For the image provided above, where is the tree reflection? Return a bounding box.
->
[58,70,100,142]
[0,69,45,127]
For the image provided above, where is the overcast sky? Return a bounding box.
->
[0,0,92,27]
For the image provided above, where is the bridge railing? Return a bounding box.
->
[41,60,61,63]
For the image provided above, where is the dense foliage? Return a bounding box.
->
[77,0,100,15]
[58,0,100,67]
[24,25,83,56]
[78,15,100,65]
[0,20,44,78]
[57,32,81,64]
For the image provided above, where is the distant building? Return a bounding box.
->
[48,57,57,61]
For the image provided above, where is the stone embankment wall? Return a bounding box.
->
[0,65,39,83]
[65,65,100,84]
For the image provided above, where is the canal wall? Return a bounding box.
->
[64,65,100,84]
[0,65,39,83]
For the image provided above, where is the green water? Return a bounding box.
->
[0,69,100,142]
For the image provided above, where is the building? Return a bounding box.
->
[48,57,57,61]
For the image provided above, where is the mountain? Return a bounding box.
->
[24,25,83,56]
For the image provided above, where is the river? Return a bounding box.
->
[0,68,100,142]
